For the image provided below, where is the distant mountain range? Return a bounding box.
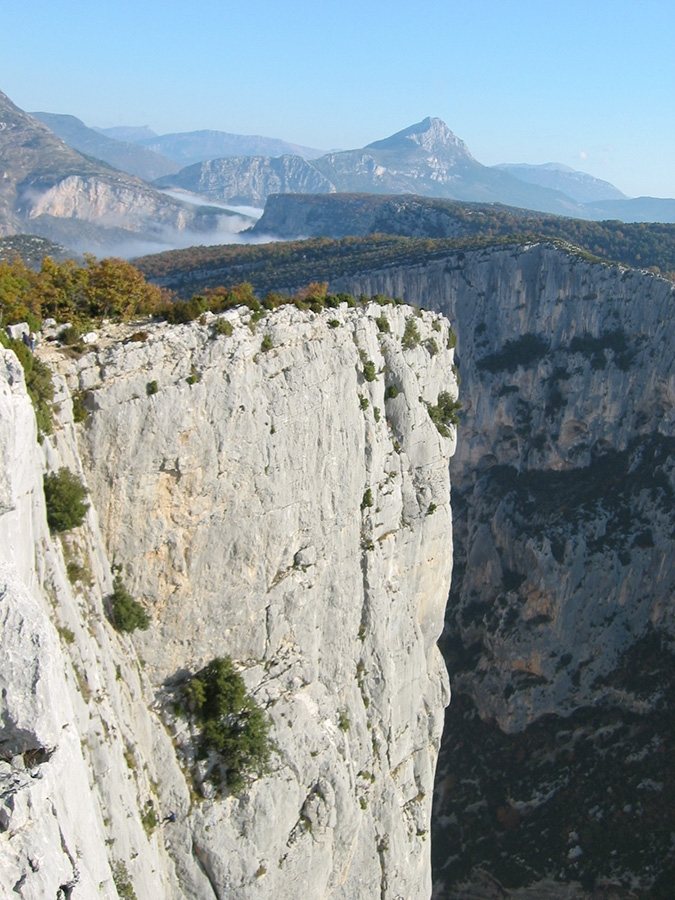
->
[31,104,674,223]
[0,89,248,254]
[3,85,675,261]
[100,127,326,167]
[152,117,675,223]
[494,162,627,203]
[31,112,179,181]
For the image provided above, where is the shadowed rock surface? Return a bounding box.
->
[330,244,675,898]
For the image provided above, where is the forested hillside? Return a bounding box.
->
[134,205,675,300]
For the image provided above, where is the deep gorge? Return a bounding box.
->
[2,241,674,899]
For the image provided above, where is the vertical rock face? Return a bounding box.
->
[335,244,675,722]
[0,349,189,899]
[1,301,457,899]
[73,303,456,899]
[332,246,675,896]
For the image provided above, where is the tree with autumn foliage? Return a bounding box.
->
[0,254,164,327]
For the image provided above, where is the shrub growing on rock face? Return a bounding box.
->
[363,360,377,382]
[402,317,421,350]
[109,577,150,633]
[211,318,233,337]
[186,656,272,793]
[43,468,89,532]
[1,334,54,435]
[260,333,273,353]
[426,391,462,436]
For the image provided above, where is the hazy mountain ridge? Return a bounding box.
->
[135,128,325,166]
[154,117,675,224]
[158,117,589,217]
[156,154,334,206]
[495,162,627,203]
[95,125,158,142]
[0,90,243,254]
[31,112,180,181]
[7,92,674,258]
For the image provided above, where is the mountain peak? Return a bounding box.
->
[366,117,474,158]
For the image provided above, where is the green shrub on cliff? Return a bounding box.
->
[363,360,377,382]
[43,467,89,532]
[426,392,462,436]
[0,334,54,436]
[402,317,421,350]
[109,577,150,633]
[186,656,272,793]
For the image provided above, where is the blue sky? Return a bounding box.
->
[2,0,674,198]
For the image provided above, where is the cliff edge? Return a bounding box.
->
[0,300,458,899]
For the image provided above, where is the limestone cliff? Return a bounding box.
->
[0,301,457,899]
[334,243,675,725]
[331,244,675,897]
[0,88,240,254]
[156,155,335,207]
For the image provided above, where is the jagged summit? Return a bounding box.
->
[367,116,474,158]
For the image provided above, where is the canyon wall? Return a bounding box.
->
[1,301,457,899]
[333,244,675,897]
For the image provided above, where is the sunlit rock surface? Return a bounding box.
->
[1,302,457,899]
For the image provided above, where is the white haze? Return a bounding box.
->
[62,194,277,260]
[158,188,265,220]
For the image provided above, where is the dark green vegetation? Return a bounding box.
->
[185,656,272,794]
[112,860,138,900]
[475,326,639,380]
[108,577,150,633]
[71,390,90,423]
[43,468,89,533]
[476,333,549,374]
[436,431,675,896]
[426,392,462,436]
[134,201,675,300]
[433,631,675,898]
[134,235,505,299]
[402,317,421,349]
[474,435,675,568]
[363,360,377,382]
[260,333,273,352]
[211,317,233,337]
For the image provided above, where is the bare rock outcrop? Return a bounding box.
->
[1,301,457,899]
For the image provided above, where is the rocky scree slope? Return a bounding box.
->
[1,301,458,899]
[331,244,675,897]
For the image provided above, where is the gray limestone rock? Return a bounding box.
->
[0,299,457,900]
